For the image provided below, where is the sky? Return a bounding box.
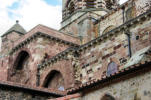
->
[0,0,128,35]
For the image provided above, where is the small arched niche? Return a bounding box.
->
[43,70,65,91]
[101,94,116,100]
[85,0,96,8]
[102,25,115,35]
[107,62,118,76]
[67,1,75,14]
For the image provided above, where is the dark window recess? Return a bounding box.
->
[119,58,127,64]
[85,0,96,8]
[74,51,80,57]
[80,74,82,77]
[101,94,115,100]
[107,62,118,76]
[68,1,75,14]
[44,71,65,91]
[136,35,140,40]
[15,51,29,70]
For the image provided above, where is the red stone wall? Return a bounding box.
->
[7,36,71,86]
[1,32,23,55]
[0,56,9,81]
[13,24,80,47]
[0,24,80,89]
[0,32,23,81]
[40,59,75,90]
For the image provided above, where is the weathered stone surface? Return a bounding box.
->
[0,0,151,100]
[80,68,151,100]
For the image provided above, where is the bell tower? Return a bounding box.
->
[62,0,119,19]
[60,0,119,44]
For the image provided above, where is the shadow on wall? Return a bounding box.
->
[101,94,116,100]
[43,70,65,91]
[9,50,31,84]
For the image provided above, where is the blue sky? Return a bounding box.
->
[44,0,62,6]
[9,0,62,10]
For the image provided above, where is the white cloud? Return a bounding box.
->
[120,0,128,4]
[0,0,62,35]
[0,0,18,35]
[0,0,18,9]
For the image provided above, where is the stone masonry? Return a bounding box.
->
[0,0,151,100]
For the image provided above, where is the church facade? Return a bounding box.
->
[0,0,151,100]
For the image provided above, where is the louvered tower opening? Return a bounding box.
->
[85,0,96,8]
[68,1,75,15]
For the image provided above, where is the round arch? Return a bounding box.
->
[67,1,75,14]
[102,25,115,35]
[43,70,65,91]
[9,50,31,84]
[13,51,30,70]
[66,0,71,7]
[101,94,116,100]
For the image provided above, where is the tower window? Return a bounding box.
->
[85,0,96,8]
[68,1,75,14]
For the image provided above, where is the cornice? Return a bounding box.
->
[39,47,77,70]
[9,32,79,55]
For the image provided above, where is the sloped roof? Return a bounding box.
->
[2,20,26,37]
[68,59,151,94]
[124,46,151,68]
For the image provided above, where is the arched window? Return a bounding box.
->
[67,1,75,14]
[11,51,30,84]
[102,26,115,34]
[101,94,115,100]
[107,62,118,76]
[44,70,65,91]
[14,51,29,70]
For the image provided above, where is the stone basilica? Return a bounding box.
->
[0,0,151,100]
